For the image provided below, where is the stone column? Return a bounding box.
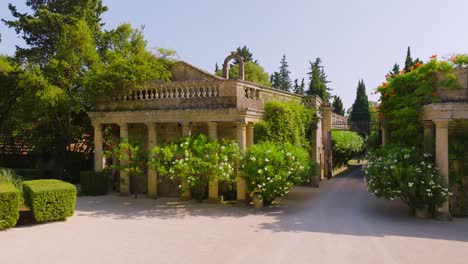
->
[181,122,191,199]
[119,122,130,196]
[423,121,435,156]
[321,104,333,179]
[246,122,254,147]
[236,122,247,201]
[434,120,450,216]
[146,123,158,198]
[92,122,104,172]
[208,122,219,200]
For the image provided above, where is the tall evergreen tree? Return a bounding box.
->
[404,46,414,72]
[306,58,330,101]
[332,96,345,116]
[215,62,220,73]
[293,78,305,95]
[271,54,292,91]
[349,80,370,122]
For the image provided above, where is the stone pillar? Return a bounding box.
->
[434,120,450,216]
[321,104,333,179]
[181,122,192,137]
[236,122,247,201]
[92,122,104,172]
[146,123,158,198]
[119,122,130,196]
[181,122,191,199]
[246,122,254,147]
[208,122,219,200]
[423,121,435,156]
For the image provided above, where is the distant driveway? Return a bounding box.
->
[1,167,468,264]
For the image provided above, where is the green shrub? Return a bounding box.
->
[242,142,311,205]
[331,131,364,169]
[23,179,77,222]
[255,101,316,151]
[0,168,24,205]
[0,183,19,230]
[364,145,448,211]
[80,171,109,196]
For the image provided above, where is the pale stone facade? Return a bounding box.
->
[88,53,325,200]
[421,68,468,217]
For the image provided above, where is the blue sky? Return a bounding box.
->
[1,0,468,109]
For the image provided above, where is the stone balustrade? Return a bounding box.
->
[96,79,302,112]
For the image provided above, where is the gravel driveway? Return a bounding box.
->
[1,167,468,264]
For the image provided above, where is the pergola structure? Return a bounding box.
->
[88,53,328,201]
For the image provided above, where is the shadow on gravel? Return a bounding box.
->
[75,165,468,242]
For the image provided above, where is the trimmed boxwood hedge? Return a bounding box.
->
[0,183,19,230]
[23,180,77,223]
[80,171,109,196]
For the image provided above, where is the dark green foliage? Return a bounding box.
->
[23,179,76,222]
[306,58,331,101]
[388,63,400,77]
[349,80,370,122]
[271,54,292,91]
[332,96,345,116]
[0,183,19,230]
[293,78,305,95]
[404,47,414,72]
[331,131,364,169]
[14,169,49,180]
[80,171,109,196]
[234,45,257,64]
[254,101,316,151]
[216,61,271,87]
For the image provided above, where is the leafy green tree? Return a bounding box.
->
[306,58,331,101]
[0,56,22,131]
[332,96,345,116]
[271,54,292,91]
[3,0,173,179]
[349,80,370,122]
[217,61,271,87]
[293,78,305,95]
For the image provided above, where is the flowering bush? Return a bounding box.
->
[242,142,312,205]
[364,145,449,211]
[104,138,147,196]
[148,135,240,201]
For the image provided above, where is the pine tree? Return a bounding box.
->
[271,54,292,91]
[404,46,414,72]
[215,62,220,73]
[293,78,305,95]
[332,96,345,116]
[349,80,370,122]
[234,45,257,64]
[388,63,400,76]
[306,58,330,101]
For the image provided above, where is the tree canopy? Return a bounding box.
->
[332,96,345,116]
[349,80,370,122]
[306,58,331,101]
[271,54,292,91]
[216,61,271,87]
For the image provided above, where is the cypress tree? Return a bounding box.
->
[332,96,345,116]
[349,80,370,122]
[388,63,400,76]
[404,46,413,72]
[215,62,220,73]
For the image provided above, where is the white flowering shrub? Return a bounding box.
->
[242,142,311,205]
[364,145,449,210]
[148,135,240,201]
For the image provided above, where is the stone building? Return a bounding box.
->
[88,53,331,201]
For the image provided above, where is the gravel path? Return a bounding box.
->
[1,167,468,264]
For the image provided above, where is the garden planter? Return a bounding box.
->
[252,193,263,208]
[414,206,430,219]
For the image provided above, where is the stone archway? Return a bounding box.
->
[223,51,244,80]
